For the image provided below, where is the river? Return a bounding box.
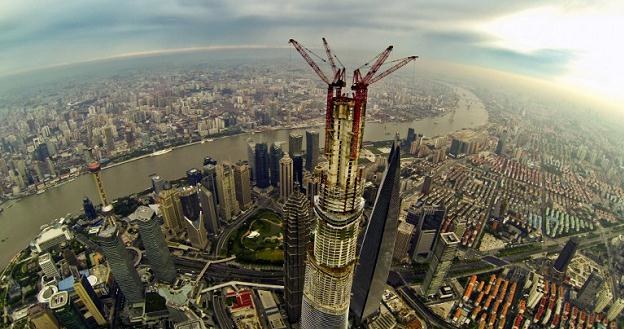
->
[0,86,487,268]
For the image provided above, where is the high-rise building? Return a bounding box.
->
[201,163,219,207]
[300,98,366,329]
[28,303,60,329]
[150,175,167,195]
[49,291,88,329]
[73,274,107,326]
[180,186,202,222]
[216,163,241,222]
[293,153,304,187]
[594,283,612,313]
[179,186,209,249]
[199,186,219,236]
[421,232,460,296]
[303,169,320,206]
[183,214,209,250]
[410,206,446,261]
[283,187,312,324]
[607,298,624,321]
[553,239,578,282]
[575,271,604,309]
[255,143,270,188]
[130,206,176,283]
[280,154,294,202]
[96,223,144,303]
[351,141,401,322]
[38,252,59,278]
[247,140,256,180]
[83,197,97,220]
[158,184,184,233]
[495,136,505,156]
[289,133,303,157]
[406,128,416,147]
[421,174,433,195]
[87,161,109,206]
[393,221,414,262]
[233,161,252,210]
[186,168,202,186]
[270,142,284,187]
[305,131,319,171]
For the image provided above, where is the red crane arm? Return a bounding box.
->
[360,46,393,85]
[322,37,339,76]
[368,56,418,85]
[289,39,331,85]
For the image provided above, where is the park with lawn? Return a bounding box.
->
[226,209,284,265]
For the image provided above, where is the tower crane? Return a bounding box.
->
[289,38,417,157]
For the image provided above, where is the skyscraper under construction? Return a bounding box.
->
[291,38,416,328]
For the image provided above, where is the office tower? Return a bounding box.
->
[186,168,202,186]
[158,184,184,233]
[104,126,115,151]
[247,141,256,180]
[184,215,209,250]
[576,271,604,309]
[552,239,578,281]
[199,186,219,235]
[293,153,304,187]
[300,99,366,329]
[303,169,320,206]
[255,143,270,188]
[49,291,88,329]
[495,137,505,156]
[270,142,284,187]
[305,131,319,171]
[87,161,109,206]
[594,284,612,313]
[449,138,464,158]
[96,223,144,303]
[393,221,415,262]
[38,252,59,278]
[130,206,176,283]
[351,141,401,322]
[421,174,433,195]
[179,186,201,222]
[283,187,312,324]
[280,154,294,202]
[289,133,303,157]
[607,298,624,321]
[83,197,97,220]
[29,303,60,329]
[150,175,167,195]
[73,275,107,326]
[216,163,241,222]
[406,128,416,147]
[410,206,446,261]
[421,232,460,296]
[201,163,219,207]
[233,161,252,210]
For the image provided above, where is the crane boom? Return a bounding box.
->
[289,39,331,85]
[322,37,339,76]
[368,56,418,85]
[360,46,393,85]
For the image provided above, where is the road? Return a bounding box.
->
[174,257,283,285]
[212,292,235,329]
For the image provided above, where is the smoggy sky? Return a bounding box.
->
[1,0,622,105]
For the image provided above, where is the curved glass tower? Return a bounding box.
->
[300,98,365,328]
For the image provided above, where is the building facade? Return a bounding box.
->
[280,154,294,202]
[305,131,319,171]
[284,188,312,324]
[130,206,176,283]
[233,161,252,210]
[421,232,460,296]
[300,98,366,329]
[351,141,402,322]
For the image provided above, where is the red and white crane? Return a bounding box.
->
[289,38,417,158]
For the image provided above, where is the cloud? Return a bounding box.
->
[0,0,590,85]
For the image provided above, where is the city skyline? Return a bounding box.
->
[0,4,623,328]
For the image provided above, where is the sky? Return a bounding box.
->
[0,0,623,106]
